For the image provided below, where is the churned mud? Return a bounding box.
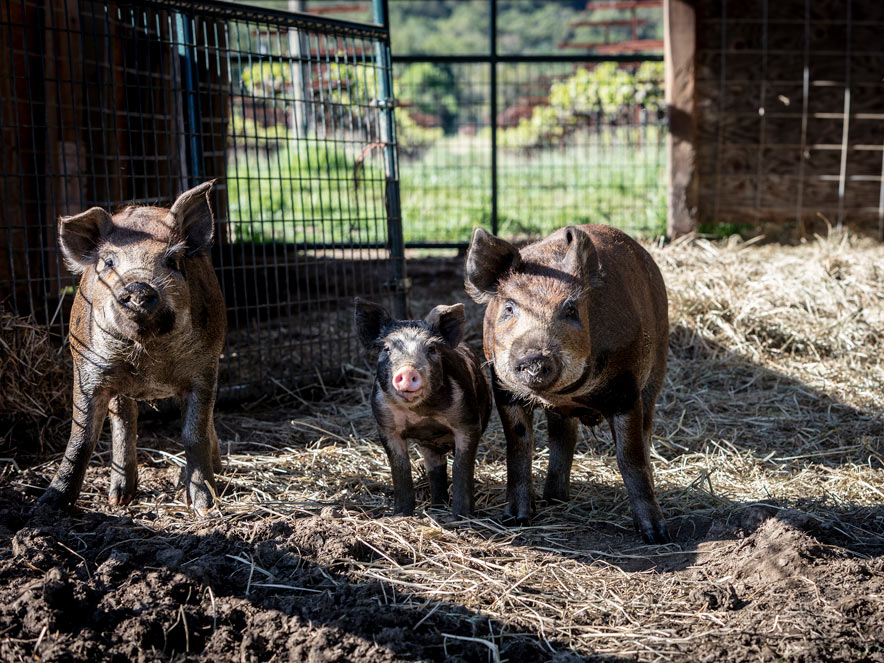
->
[2,235,883,661]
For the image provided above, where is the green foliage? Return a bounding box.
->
[227,140,385,244]
[395,109,445,158]
[229,112,291,150]
[697,222,756,239]
[397,63,459,133]
[240,61,291,97]
[497,62,664,149]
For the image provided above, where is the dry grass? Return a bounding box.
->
[0,312,71,455]
[9,230,884,660]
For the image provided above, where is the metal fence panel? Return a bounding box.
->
[0,0,406,398]
[389,0,666,248]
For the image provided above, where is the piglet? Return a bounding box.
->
[355,298,491,517]
[40,181,226,515]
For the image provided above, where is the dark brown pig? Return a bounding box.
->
[465,225,670,543]
[355,298,491,517]
[39,181,226,515]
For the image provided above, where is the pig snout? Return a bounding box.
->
[117,281,160,313]
[392,366,423,395]
[513,352,560,390]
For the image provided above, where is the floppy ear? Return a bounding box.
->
[354,297,392,349]
[425,303,465,348]
[561,225,598,274]
[170,180,215,255]
[464,228,521,304]
[58,207,113,273]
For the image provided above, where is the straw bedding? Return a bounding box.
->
[1,230,882,661]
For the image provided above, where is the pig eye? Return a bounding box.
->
[562,301,579,321]
[426,344,438,358]
[101,255,116,271]
[502,300,517,320]
[165,255,183,272]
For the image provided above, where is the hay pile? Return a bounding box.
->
[9,230,884,660]
[0,312,70,455]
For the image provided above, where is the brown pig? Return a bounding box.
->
[39,181,226,515]
[465,225,670,543]
[355,298,491,517]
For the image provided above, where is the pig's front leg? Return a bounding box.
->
[493,373,536,524]
[451,431,478,517]
[543,411,578,503]
[40,367,110,509]
[419,446,449,507]
[608,402,669,544]
[181,374,219,516]
[379,430,414,516]
[108,395,138,507]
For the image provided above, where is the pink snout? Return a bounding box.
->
[392,366,422,395]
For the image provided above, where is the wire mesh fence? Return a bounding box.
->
[695,0,884,239]
[389,0,666,248]
[0,0,405,399]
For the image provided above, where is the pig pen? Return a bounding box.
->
[1,231,883,662]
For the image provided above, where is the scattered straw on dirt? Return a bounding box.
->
[0,312,71,455]
[2,230,883,661]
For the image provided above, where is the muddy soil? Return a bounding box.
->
[2,463,883,663]
[0,482,552,663]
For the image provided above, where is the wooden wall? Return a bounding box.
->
[675,0,884,239]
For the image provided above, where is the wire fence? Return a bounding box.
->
[0,0,406,398]
[389,0,667,248]
[695,0,884,239]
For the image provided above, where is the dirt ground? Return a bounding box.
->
[1,232,883,662]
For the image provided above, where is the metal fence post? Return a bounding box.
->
[489,0,498,236]
[373,0,408,318]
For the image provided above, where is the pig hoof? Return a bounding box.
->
[186,484,216,517]
[503,500,535,526]
[108,486,136,508]
[638,519,671,545]
[502,511,533,527]
[37,486,73,510]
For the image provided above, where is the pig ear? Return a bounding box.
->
[58,207,113,273]
[464,228,521,304]
[354,297,391,349]
[562,226,598,274]
[170,180,215,255]
[425,303,465,348]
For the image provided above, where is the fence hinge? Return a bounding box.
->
[373,97,397,110]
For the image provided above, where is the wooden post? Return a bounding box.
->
[664,0,697,237]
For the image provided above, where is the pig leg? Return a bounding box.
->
[108,395,138,507]
[379,430,414,516]
[608,402,669,544]
[418,447,449,507]
[40,369,110,508]
[494,379,536,524]
[543,411,578,503]
[451,432,479,517]
[208,419,222,474]
[181,376,219,516]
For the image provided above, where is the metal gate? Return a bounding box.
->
[389,0,667,248]
[0,0,406,398]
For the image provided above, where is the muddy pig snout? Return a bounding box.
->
[117,281,160,313]
[513,352,560,390]
[392,366,422,393]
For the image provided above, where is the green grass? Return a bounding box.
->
[226,128,667,245]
